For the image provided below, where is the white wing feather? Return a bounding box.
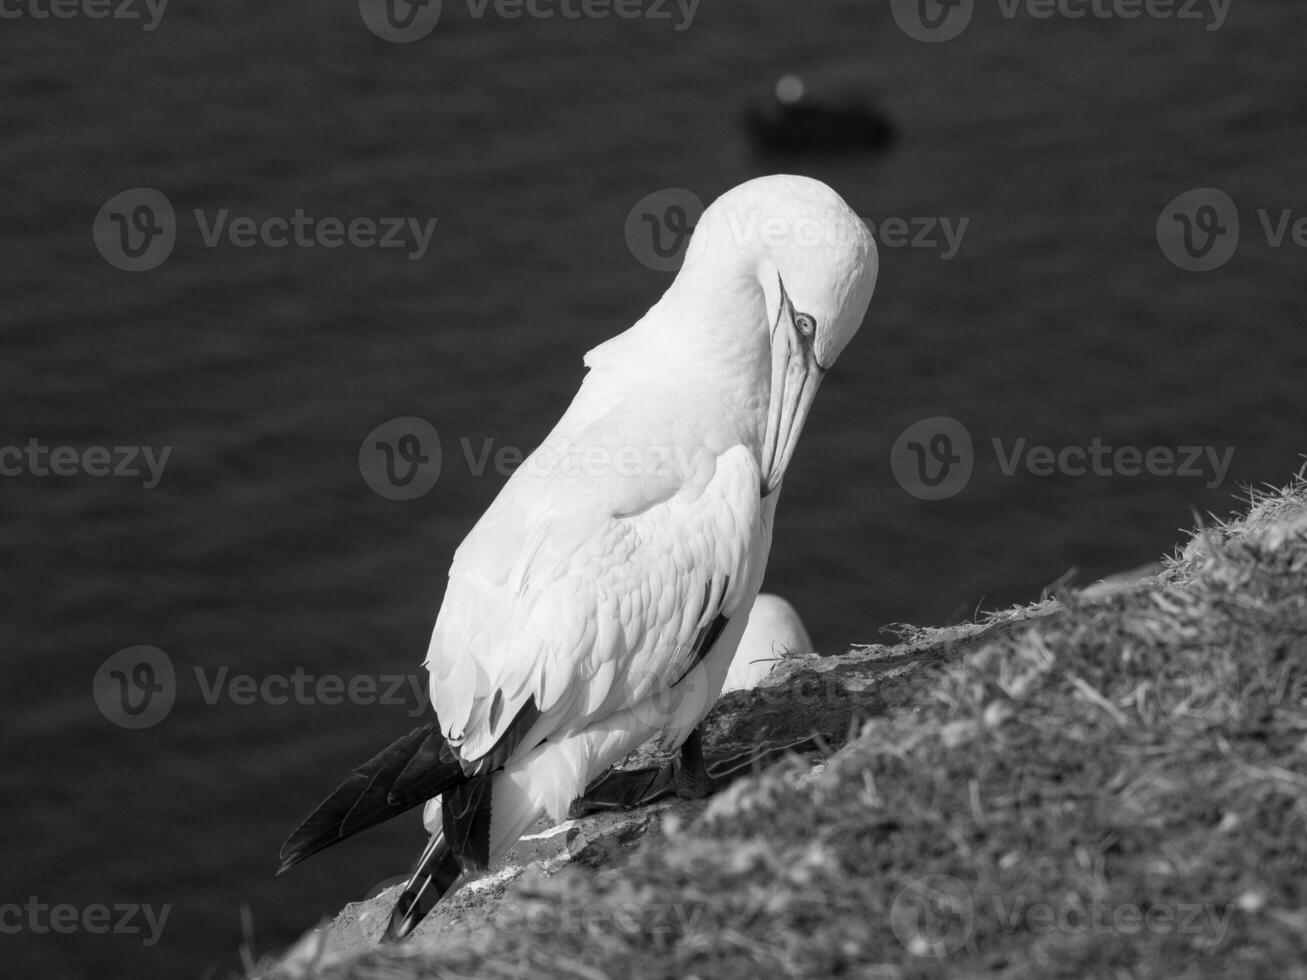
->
[425,406,765,765]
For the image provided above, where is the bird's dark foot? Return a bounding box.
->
[569,729,824,817]
[568,730,716,817]
[670,729,718,799]
[567,764,676,817]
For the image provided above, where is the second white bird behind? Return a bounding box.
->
[722,593,814,694]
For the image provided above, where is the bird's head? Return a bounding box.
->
[672,175,878,494]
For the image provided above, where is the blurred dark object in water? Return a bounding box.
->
[746,74,894,155]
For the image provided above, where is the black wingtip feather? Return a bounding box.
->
[277,723,465,874]
[390,727,461,804]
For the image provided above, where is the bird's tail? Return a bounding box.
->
[384,829,465,942]
[279,702,546,938]
[276,723,467,875]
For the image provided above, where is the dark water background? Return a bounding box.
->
[2,1,1306,976]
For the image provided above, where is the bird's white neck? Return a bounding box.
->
[579,274,773,457]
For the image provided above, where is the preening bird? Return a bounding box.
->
[277,174,879,941]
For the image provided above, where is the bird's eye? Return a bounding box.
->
[795,312,816,337]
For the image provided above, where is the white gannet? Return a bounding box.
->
[277,174,878,940]
[722,593,814,694]
[567,591,817,817]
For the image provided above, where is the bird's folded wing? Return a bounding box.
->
[425,436,765,767]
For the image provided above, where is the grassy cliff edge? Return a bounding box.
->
[256,467,1307,980]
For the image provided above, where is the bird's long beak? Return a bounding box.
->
[761,278,825,497]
